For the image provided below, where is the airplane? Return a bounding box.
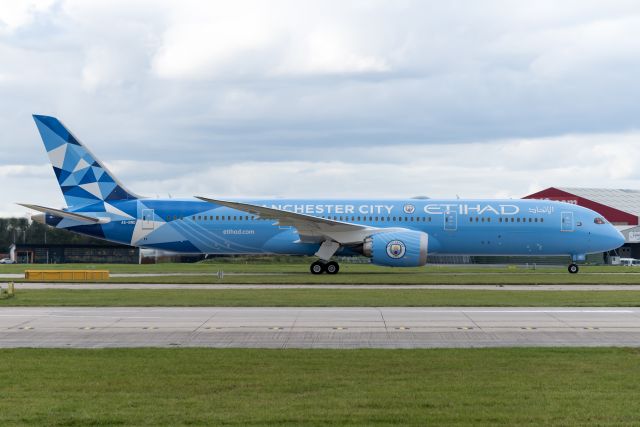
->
[19,115,625,274]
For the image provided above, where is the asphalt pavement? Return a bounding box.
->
[1,307,639,348]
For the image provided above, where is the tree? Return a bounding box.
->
[0,218,106,251]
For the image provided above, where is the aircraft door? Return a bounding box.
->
[560,211,574,232]
[142,209,155,230]
[444,211,457,231]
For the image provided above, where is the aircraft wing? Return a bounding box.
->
[17,203,104,224]
[195,196,384,245]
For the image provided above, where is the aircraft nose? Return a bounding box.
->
[612,229,625,249]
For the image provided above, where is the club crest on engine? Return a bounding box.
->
[386,240,406,259]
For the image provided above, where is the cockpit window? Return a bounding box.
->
[594,217,606,224]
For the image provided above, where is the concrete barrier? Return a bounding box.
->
[24,270,109,281]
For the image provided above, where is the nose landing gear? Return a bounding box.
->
[568,263,579,274]
[309,260,340,275]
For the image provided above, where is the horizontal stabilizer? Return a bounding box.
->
[17,203,106,224]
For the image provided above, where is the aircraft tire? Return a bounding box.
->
[310,261,325,275]
[568,263,579,274]
[326,261,340,275]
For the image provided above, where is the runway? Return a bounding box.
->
[2,307,640,348]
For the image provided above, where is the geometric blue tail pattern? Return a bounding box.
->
[33,115,139,209]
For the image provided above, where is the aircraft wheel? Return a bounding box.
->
[325,261,340,275]
[568,263,579,274]
[310,261,325,275]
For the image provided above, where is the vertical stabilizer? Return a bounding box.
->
[32,115,139,209]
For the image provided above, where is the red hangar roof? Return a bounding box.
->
[523,187,640,226]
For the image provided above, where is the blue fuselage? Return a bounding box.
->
[28,115,626,267]
[46,198,625,259]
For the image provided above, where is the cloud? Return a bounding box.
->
[4,130,639,217]
[150,1,392,80]
[0,0,56,35]
[1,1,640,215]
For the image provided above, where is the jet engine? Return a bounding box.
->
[362,230,428,267]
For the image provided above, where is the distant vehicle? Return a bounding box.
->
[619,258,640,267]
[0,258,15,264]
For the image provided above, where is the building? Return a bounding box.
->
[10,243,140,264]
[524,187,640,259]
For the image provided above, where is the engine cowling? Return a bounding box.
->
[362,230,428,267]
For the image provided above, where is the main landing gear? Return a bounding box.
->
[310,260,340,275]
[568,263,579,274]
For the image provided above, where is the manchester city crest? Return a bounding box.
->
[386,240,406,259]
[403,204,415,214]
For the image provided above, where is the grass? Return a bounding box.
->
[98,272,640,285]
[1,347,640,425]
[2,261,640,275]
[2,288,640,306]
[6,264,640,285]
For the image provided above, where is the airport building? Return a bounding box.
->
[10,243,140,264]
[524,187,640,259]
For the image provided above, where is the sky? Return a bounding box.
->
[1,0,640,217]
